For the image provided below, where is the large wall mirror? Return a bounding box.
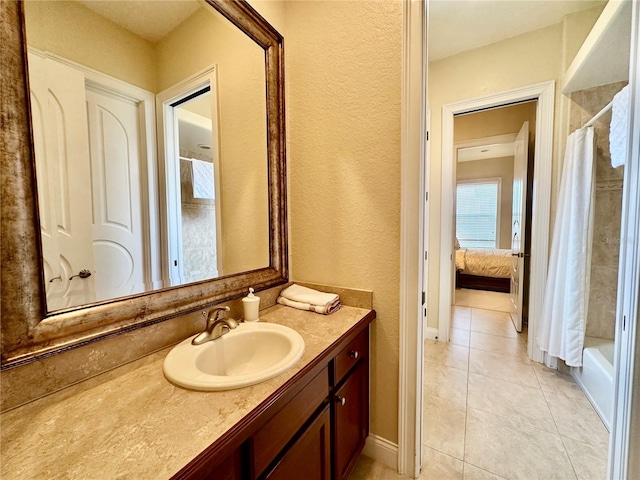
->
[0,0,287,366]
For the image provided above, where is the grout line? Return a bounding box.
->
[462,460,509,480]
[422,443,465,463]
[558,435,581,480]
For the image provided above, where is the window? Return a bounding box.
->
[456,179,501,248]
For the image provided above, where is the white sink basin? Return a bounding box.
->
[163,322,305,391]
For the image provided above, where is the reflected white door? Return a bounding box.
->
[28,53,96,310]
[510,121,529,332]
[86,87,149,301]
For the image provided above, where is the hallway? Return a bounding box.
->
[350,289,609,479]
[422,289,609,479]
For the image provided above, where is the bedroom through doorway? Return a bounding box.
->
[452,100,537,337]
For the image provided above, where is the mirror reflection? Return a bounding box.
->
[23,0,270,312]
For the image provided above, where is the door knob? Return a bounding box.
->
[69,269,92,280]
[336,395,346,406]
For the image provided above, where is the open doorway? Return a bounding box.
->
[451,101,536,339]
[437,82,554,364]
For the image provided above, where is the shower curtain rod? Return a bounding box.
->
[583,99,614,128]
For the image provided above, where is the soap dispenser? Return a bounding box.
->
[242,288,260,322]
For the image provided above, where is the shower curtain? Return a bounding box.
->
[538,127,595,367]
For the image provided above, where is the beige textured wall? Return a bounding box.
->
[453,102,537,144]
[284,0,402,444]
[456,157,514,250]
[23,1,156,92]
[561,4,607,72]
[156,7,270,276]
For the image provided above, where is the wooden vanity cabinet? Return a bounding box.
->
[333,331,369,480]
[172,313,373,480]
[263,405,332,480]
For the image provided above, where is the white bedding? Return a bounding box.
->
[455,248,512,278]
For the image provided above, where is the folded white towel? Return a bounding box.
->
[191,158,215,199]
[277,284,341,315]
[610,85,630,168]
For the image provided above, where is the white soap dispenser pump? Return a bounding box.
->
[242,288,260,322]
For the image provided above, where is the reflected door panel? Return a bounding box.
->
[29,53,96,310]
[86,88,150,301]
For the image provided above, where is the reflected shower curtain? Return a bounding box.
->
[538,127,595,367]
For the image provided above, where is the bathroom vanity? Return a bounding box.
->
[0,305,374,480]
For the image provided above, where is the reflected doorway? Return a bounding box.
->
[173,88,222,284]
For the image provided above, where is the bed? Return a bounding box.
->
[455,247,512,293]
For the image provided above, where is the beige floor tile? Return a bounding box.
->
[450,328,471,347]
[544,391,609,447]
[420,446,464,479]
[348,454,403,480]
[562,436,608,480]
[519,323,529,345]
[470,314,518,339]
[465,408,577,480]
[469,330,530,363]
[424,341,469,371]
[452,315,471,331]
[532,364,585,398]
[454,289,514,312]
[463,463,507,480]
[452,305,472,319]
[424,363,468,410]
[469,349,539,388]
[467,373,557,433]
[423,395,466,460]
[472,308,512,322]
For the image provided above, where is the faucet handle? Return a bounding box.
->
[203,306,231,326]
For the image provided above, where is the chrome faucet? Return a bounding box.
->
[191,306,239,345]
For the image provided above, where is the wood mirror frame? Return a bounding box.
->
[0,0,287,368]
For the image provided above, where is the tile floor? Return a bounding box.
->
[349,289,610,480]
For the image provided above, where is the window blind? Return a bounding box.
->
[456,180,499,248]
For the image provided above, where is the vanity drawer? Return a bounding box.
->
[252,366,329,476]
[334,329,368,385]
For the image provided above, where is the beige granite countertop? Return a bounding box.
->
[0,305,372,479]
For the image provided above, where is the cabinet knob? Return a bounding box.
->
[348,350,359,359]
[336,395,346,406]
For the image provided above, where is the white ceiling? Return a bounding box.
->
[429,0,606,61]
[76,0,201,43]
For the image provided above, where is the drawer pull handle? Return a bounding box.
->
[336,395,346,406]
[348,350,359,359]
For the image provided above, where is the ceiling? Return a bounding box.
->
[429,0,606,61]
[76,0,201,43]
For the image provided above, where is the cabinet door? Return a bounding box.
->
[334,361,369,480]
[172,445,245,480]
[263,405,331,480]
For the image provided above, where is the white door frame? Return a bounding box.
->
[610,2,640,477]
[438,82,555,362]
[398,0,428,476]
[156,66,222,287]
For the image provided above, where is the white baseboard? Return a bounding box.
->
[424,327,439,341]
[362,435,398,471]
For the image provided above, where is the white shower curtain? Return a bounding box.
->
[538,127,595,367]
